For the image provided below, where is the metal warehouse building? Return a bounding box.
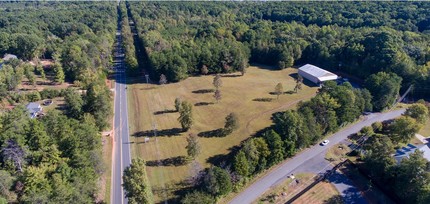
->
[298,64,338,85]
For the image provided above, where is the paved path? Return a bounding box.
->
[229,109,405,204]
[328,171,367,204]
[111,23,132,204]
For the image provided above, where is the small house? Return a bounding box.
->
[26,102,43,119]
[3,54,17,61]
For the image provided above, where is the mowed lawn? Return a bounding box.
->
[127,65,318,201]
[294,181,340,204]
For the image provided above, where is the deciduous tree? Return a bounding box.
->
[123,159,153,204]
[203,166,232,197]
[213,89,222,103]
[274,83,283,99]
[223,112,239,135]
[388,116,421,144]
[159,74,167,85]
[186,133,201,160]
[404,103,429,124]
[213,74,222,90]
[178,101,193,131]
[294,75,303,93]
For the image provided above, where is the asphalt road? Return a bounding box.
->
[229,109,405,204]
[111,27,132,204]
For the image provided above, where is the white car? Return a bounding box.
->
[321,140,330,146]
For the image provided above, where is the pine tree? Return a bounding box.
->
[233,150,249,177]
[52,63,65,84]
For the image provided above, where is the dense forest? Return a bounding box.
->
[128,1,430,99]
[0,2,116,203]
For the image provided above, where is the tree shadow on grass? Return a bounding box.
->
[154,180,193,204]
[289,73,318,87]
[154,109,176,115]
[194,102,214,106]
[192,89,214,94]
[140,86,158,90]
[324,195,344,204]
[146,156,188,167]
[221,74,242,78]
[132,128,183,137]
[253,98,274,102]
[198,128,225,137]
[206,145,241,166]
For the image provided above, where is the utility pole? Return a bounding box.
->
[152,122,157,141]
[145,74,149,84]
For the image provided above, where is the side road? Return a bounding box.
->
[229,109,405,204]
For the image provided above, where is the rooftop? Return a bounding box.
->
[26,102,42,114]
[394,143,430,163]
[298,64,338,78]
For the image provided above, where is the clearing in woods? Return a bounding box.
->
[127,65,318,201]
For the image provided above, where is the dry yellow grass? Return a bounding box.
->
[255,173,315,204]
[293,181,340,204]
[325,144,352,164]
[127,66,318,202]
[419,120,430,137]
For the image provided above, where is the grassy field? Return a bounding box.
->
[255,173,315,204]
[127,65,318,202]
[419,120,430,137]
[325,144,352,164]
[294,181,340,204]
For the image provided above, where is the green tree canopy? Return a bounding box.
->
[123,159,153,204]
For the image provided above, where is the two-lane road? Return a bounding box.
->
[229,109,405,204]
[111,27,132,204]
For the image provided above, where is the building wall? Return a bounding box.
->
[319,75,338,82]
[298,69,319,84]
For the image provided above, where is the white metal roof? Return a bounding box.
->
[298,64,338,79]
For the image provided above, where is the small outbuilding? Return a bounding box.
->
[298,64,338,85]
[26,102,43,119]
[3,54,17,61]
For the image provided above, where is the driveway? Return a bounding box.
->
[328,170,368,204]
[229,109,405,204]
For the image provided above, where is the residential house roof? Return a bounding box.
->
[26,102,42,114]
[394,143,430,163]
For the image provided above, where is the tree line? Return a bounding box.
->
[0,1,117,86]
[126,1,430,100]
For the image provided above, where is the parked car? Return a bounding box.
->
[321,140,330,146]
